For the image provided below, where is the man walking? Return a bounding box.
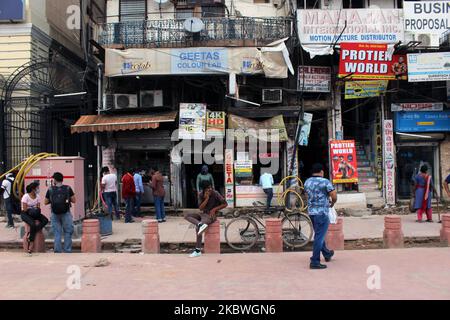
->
[101,166,120,220]
[44,172,76,253]
[184,181,227,258]
[151,167,166,223]
[304,163,337,269]
[1,173,16,228]
[259,169,274,210]
[133,169,145,217]
[121,169,136,223]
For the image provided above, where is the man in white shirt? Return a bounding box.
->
[1,173,15,228]
[259,169,274,210]
[101,167,120,220]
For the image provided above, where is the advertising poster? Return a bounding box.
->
[234,160,253,178]
[407,52,450,82]
[178,103,206,140]
[404,1,450,34]
[329,140,359,184]
[206,111,225,138]
[339,43,407,80]
[297,66,331,92]
[384,120,395,205]
[287,139,299,186]
[297,9,404,44]
[224,149,234,207]
[344,80,389,99]
[298,113,313,146]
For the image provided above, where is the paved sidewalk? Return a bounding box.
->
[0,213,444,245]
[0,248,449,299]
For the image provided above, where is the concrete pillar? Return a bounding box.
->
[265,218,283,252]
[81,219,102,253]
[23,221,46,253]
[326,217,344,250]
[440,214,450,246]
[142,219,160,254]
[383,215,404,248]
[204,220,220,254]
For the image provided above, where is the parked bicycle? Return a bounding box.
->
[224,209,313,251]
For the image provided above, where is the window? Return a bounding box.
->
[297,0,321,9]
[254,0,270,3]
[119,0,146,21]
[343,0,365,8]
[201,6,225,18]
[175,8,194,20]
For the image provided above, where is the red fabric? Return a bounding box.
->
[417,208,432,221]
[121,173,136,199]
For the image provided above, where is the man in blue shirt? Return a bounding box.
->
[259,170,274,210]
[133,169,145,217]
[304,163,337,269]
[444,172,450,199]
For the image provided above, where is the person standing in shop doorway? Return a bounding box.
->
[151,167,166,223]
[121,169,136,223]
[184,181,227,258]
[259,169,274,211]
[196,165,215,197]
[133,169,145,218]
[413,165,438,223]
[304,163,337,270]
[101,167,120,220]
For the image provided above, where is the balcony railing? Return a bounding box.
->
[98,17,292,48]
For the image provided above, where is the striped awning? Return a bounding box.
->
[71,111,177,133]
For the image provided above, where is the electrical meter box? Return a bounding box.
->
[24,157,85,221]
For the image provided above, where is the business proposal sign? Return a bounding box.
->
[297,9,404,44]
[339,43,407,80]
[407,52,450,82]
[404,1,450,34]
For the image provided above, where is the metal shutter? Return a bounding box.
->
[120,0,146,21]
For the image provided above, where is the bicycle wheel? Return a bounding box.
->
[225,217,259,251]
[281,212,313,248]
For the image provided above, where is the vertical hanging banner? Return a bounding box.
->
[224,149,234,207]
[206,111,226,138]
[287,139,299,186]
[178,103,206,140]
[298,113,313,146]
[329,140,359,184]
[384,120,395,205]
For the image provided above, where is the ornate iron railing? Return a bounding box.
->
[98,17,292,48]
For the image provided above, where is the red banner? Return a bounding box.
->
[329,140,359,184]
[339,43,407,80]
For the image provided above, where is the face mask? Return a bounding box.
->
[35,189,40,195]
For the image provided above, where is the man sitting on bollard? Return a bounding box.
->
[184,181,227,258]
[304,163,337,270]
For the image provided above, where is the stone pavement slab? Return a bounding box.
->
[0,248,449,299]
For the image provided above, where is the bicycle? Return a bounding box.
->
[224,209,313,251]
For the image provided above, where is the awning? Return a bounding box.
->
[71,111,177,133]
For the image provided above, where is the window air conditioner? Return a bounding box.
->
[113,94,138,109]
[262,89,282,104]
[414,33,440,47]
[140,90,164,107]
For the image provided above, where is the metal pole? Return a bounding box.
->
[97,63,103,211]
[0,100,5,174]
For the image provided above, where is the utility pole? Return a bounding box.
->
[97,63,103,210]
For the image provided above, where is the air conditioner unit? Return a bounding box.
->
[414,33,440,47]
[140,90,163,107]
[262,89,282,104]
[113,94,138,109]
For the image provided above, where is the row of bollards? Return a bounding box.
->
[23,214,450,253]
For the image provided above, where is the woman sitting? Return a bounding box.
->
[21,182,48,253]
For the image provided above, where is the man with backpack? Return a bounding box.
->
[1,173,16,228]
[44,172,76,253]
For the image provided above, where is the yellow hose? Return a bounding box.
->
[277,175,307,212]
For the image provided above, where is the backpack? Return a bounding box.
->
[49,185,71,214]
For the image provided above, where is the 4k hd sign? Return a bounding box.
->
[339,43,407,80]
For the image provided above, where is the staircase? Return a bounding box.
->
[356,142,385,208]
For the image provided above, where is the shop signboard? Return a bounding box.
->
[206,111,225,138]
[178,103,206,140]
[298,113,313,146]
[407,52,450,82]
[344,80,388,99]
[404,1,450,34]
[224,149,234,207]
[394,111,450,132]
[384,120,395,205]
[0,0,25,21]
[171,48,228,74]
[329,140,359,184]
[297,9,404,44]
[297,66,331,92]
[234,160,253,178]
[102,147,116,173]
[391,102,444,112]
[339,43,407,80]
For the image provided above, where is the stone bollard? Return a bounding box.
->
[142,219,160,254]
[383,215,404,248]
[265,218,283,252]
[326,217,344,250]
[23,221,46,253]
[204,220,220,254]
[81,219,102,253]
[440,214,450,246]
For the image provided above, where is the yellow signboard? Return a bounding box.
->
[344,80,388,99]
